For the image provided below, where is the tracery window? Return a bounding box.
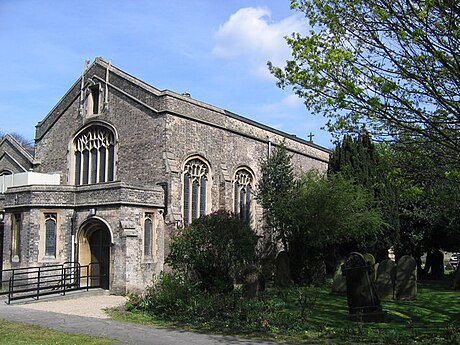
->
[144,213,153,257]
[44,214,57,257]
[183,158,209,226]
[74,125,116,185]
[233,168,253,222]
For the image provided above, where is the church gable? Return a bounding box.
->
[0,134,34,173]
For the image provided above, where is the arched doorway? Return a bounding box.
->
[78,218,112,289]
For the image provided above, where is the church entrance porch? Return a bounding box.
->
[77,218,112,290]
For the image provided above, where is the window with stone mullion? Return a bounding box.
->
[75,151,82,185]
[191,179,199,221]
[200,176,207,217]
[90,148,98,183]
[74,125,116,185]
[82,150,90,185]
[233,169,253,221]
[99,147,107,183]
[182,158,209,226]
[183,174,191,226]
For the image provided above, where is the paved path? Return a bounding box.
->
[0,290,295,345]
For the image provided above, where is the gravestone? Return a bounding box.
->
[394,255,417,300]
[274,251,292,287]
[363,253,375,266]
[453,265,460,290]
[342,252,385,321]
[331,260,347,294]
[375,259,396,300]
[242,265,265,299]
[430,249,444,278]
[363,253,377,282]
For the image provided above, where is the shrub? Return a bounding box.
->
[126,272,199,318]
[166,210,258,293]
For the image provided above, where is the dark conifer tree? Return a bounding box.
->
[329,131,399,260]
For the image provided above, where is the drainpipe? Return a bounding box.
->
[268,136,272,158]
[70,212,76,284]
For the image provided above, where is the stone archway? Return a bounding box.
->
[78,218,111,289]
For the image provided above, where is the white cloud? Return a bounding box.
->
[212,7,307,78]
[260,94,304,115]
[280,93,304,108]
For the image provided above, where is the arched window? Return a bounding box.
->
[233,168,253,222]
[74,125,116,185]
[144,214,153,257]
[45,214,57,257]
[0,170,12,176]
[183,158,209,226]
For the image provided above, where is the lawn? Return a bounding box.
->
[0,319,115,345]
[108,278,460,344]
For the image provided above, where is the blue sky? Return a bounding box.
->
[0,0,333,148]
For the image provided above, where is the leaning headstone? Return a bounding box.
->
[375,259,396,300]
[309,259,327,285]
[331,260,347,294]
[274,251,292,287]
[363,253,375,266]
[395,255,417,300]
[342,252,385,321]
[363,253,377,282]
[242,265,264,299]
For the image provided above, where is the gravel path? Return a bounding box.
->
[11,290,127,318]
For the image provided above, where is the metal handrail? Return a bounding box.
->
[0,262,103,304]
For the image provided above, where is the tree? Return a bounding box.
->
[287,171,384,283]
[166,211,258,293]
[269,0,460,163]
[384,141,460,275]
[256,142,296,251]
[328,132,399,260]
[289,171,383,248]
[257,142,384,283]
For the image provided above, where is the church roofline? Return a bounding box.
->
[35,58,331,154]
[94,59,330,153]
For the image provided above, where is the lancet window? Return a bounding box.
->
[233,168,253,222]
[74,125,116,185]
[183,158,209,226]
[45,214,57,257]
[144,213,153,257]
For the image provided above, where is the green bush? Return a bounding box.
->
[126,272,200,319]
[166,210,258,293]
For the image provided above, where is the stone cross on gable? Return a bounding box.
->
[308,132,315,142]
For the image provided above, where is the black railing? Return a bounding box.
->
[0,262,102,304]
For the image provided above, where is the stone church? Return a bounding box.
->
[0,58,329,293]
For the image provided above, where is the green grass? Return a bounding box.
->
[0,319,116,345]
[108,278,460,344]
